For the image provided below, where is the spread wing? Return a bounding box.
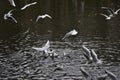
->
[8,0,16,7]
[101,7,114,14]
[100,13,109,18]
[21,2,37,10]
[115,9,120,14]
[36,15,43,22]
[45,14,52,19]
[32,40,50,51]
[10,16,18,23]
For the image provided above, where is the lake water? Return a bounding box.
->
[0,0,120,80]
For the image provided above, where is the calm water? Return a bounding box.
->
[0,0,120,79]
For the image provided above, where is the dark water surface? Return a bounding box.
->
[0,0,120,80]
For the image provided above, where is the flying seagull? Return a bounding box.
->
[100,13,111,20]
[36,14,52,22]
[32,40,50,53]
[105,70,117,80]
[4,9,17,23]
[102,7,120,15]
[8,0,16,7]
[62,29,78,40]
[81,45,93,63]
[21,2,37,10]
[90,49,102,65]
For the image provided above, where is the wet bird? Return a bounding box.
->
[32,40,50,53]
[101,7,120,15]
[8,0,16,7]
[90,49,102,65]
[105,70,117,80]
[62,29,78,40]
[36,14,52,22]
[80,67,90,78]
[4,9,17,23]
[82,45,93,63]
[21,2,37,10]
[100,13,111,20]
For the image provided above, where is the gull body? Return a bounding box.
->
[90,49,102,65]
[82,45,93,62]
[4,9,17,23]
[21,2,37,10]
[62,29,78,40]
[32,40,50,53]
[100,13,111,20]
[105,70,117,80]
[8,0,16,7]
[36,14,52,22]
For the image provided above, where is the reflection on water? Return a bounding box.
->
[0,0,120,79]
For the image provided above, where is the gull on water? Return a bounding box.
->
[32,40,50,54]
[62,29,78,40]
[36,14,52,22]
[100,13,111,20]
[4,9,17,23]
[82,45,93,62]
[102,7,120,15]
[21,2,37,10]
[90,49,102,65]
[105,70,117,80]
[8,0,16,7]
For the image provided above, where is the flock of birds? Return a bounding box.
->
[4,0,118,80]
[5,0,52,23]
[32,29,118,80]
[100,7,120,20]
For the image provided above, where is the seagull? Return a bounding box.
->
[21,2,37,10]
[105,70,117,80]
[102,7,120,15]
[36,14,52,22]
[32,40,50,53]
[90,49,102,65]
[62,29,78,40]
[4,9,17,23]
[100,13,111,20]
[81,45,93,62]
[8,0,16,7]
[80,67,90,78]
